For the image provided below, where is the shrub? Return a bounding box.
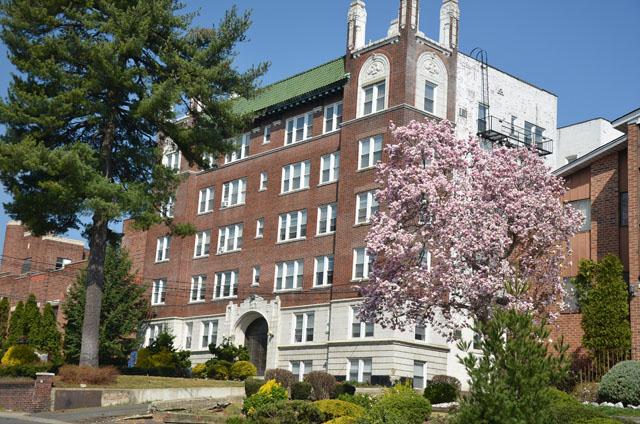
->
[1,345,39,366]
[304,371,337,400]
[264,368,296,389]
[192,363,208,379]
[333,382,357,398]
[314,399,364,420]
[245,377,263,397]
[548,388,607,424]
[242,379,288,415]
[0,363,50,378]
[291,381,313,400]
[572,382,599,403]
[325,417,358,424]
[58,365,119,385]
[207,359,232,380]
[210,337,250,363]
[431,375,461,392]
[135,348,153,368]
[424,381,458,404]
[598,360,640,405]
[249,400,325,424]
[230,360,257,381]
[337,393,376,410]
[359,384,431,424]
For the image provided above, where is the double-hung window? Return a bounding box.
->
[348,358,372,383]
[314,255,334,287]
[358,135,383,170]
[156,236,170,262]
[184,322,193,350]
[252,266,261,286]
[317,204,337,235]
[151,279,166,305]
[413,361,426,389]
[415,324,427,341]
[278,210,307,242]
[198,187,214,214]
[256,218,264,238]
[293,312,314,343]
[351,306,374,338]
[259,172,268,191]
[161,196,175,218]
[218,223,243,254]
[201,320,218,349]
[190,275,206,303]
[281,161,311,193]
[275,259,304,291]
[356,191,379,224]
[363,81,386,115]
[320,152,340,184]
[424,82,436,113]
[147,323,166,346]
[324,102,343,133]
[221,178,246,208]
[285,112,314,145]
[224,133,249,164]
[214,270,239,299]
[194,230,211,258]
[263,125,271,144]
[162,144,180,171]
[291,361,313,382]
[353,247,373,280]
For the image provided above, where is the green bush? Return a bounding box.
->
[245,377,263,397]
[359,384,431,424]
[242,379,288,416]
[207,359,232,380]
[209,337,250,363]
[424,381,458,404]
[333,382,357,398]
[264,368,296,389]
[313,399,364,420]
[192,363,207,379]
[249,400,325,424]
[548,388,607,424]
[336,393,376,410]
[0,363,50,378]
[1,345,39,366]
[135,348,153,368]
[304,371,337,400]
[325,417,358,424]
[291,381,312,400]
[230,360,257,381]
[598,360,640,405]
[431,375,461,392]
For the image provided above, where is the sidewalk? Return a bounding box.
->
[4,403,153,424]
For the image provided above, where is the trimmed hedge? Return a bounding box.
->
[291,381,313,400]
[304,371,337,400]
[598,360,640,405]
[360,384,431,424]
[313,399,364,420]
[424,380,458,404]
[230,361,256,381]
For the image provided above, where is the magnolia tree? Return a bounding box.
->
[359,120,582,336]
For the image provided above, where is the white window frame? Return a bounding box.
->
[317,203,337,236]
[162,143,180,171]
[413,361,427,389]
[285,112,314,145]
[161,196,175,218]
[198,187,214,215]
[323,101,343,133]
[362,81,386,116]
[275,259,304,292]
[424,81,436,114]
[319,152,340,184]
[358,135,383,170]
[252,266,261,287]
[290,360,313,382]
[281,161,311,194]
[352,247,372,281]
[256,218,264,239]
[292,311,315,343]
[224,133,249,164]
[259,172,268,191]
[221,178,246,208]
[155,236,170,262]
[348,358,372,384]
[201,320,218,349]
[194,230,211,258]
[415,324,427,341]
[263,125,271,144]
[314,255,334,287]
[214,270,239,299]
[350,306,374,338]
[151,279,166,305]
[217,223,243,254]
[146,322,167,346]
[184,322,193,350]
[355,191,379,225]
[190,274,207,303]
[278,210,307,242]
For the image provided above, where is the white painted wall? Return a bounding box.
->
[554,118,624,170]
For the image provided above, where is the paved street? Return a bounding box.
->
[0,404,151,424]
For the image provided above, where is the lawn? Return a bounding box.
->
[53,375,244,389]
[585,404,640,418]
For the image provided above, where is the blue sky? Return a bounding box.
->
[0,0,638,249]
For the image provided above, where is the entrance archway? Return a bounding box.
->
[245,317,268,376]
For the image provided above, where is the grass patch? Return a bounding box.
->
[584,404,640,417]
[53,375,244,389]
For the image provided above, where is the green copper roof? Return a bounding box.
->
[234,57,348,116]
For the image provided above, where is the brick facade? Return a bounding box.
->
[0,372,54,412]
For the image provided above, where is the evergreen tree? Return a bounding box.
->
[63,246,149,365]
[0,0,267,366]
[35,303,63,364]
[22,294,41,344]
[0,297,9,342]
[6,300,24,345]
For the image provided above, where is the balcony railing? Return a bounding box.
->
[478,116,553,156]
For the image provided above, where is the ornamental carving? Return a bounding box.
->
[424,59,440,77]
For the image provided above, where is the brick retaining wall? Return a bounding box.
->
[0,373,54,412]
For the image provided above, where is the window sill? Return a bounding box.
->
[315,232,335,238]
[255,236,264,240]
[280,187,310,197]
[311,285,332,290]
[251,283,260,288]
[353,222,371,228]
[259,188,267,192]
[356,166,377,173]
[317,181,338,188]
[322,128,340,136]
[351,278,369,283]
[284,138,311,147]
[154,259,170,264]
[220,203,246,211]
[197,211,214,216]
[274,288,303,294]
[216,249,242,256]
[213,296,238,302]
[193,255,210,260]
[276,238,306,245]
[151,303,166,307]
[188,300,206,304]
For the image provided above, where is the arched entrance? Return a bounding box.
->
[245,317,268,376]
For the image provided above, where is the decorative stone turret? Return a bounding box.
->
[440,0,460,49]
[347,0,367,51]
[399,0,420,32]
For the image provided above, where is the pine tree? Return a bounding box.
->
[0,0,267,366]
[22,294,41,345]
[63,246,149,365]
[6,300,24,345]
[0,297,9,342]
[36,303,63,364]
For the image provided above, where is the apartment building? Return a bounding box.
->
[123,0,559,387]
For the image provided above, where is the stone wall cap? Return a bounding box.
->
[35,372,55,376]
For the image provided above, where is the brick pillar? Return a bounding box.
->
[590,153,620,260]
[629,123,640,359]
[31,372,54,412]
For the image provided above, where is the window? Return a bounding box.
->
[151,279,166,305]
[190,275,207,303]
[353,248,373,280]
[263,125,271,144]
[221,178,246,208]
[348,358,372,383]
[214,270,239,299]
[275,259,304,291]
[156,236,170,262]
[146,323,167,346]
[358,135,383,170]
[510,115,517,136]
[317,204,337,235]
[424,82,436,113]
[184,322,193,350]
[202,153,216,168]
[534,126,545,149]
[324,102,343,133]
[256,218,264,238]
[314,255,334,287]
[356,191,378,224]
[163,146,180,171]
[161,196,175,218]
[281,161,311,193]
[320,152,340,184]
[285,112,314,145]
[224,133,249,164]
[291,361,313,381]
[198,187,214,214]
[217,224,243,254]
[293,312,314,343]
[260,172,268,191]
[524,121,534,145]
[569,199,591,232]
[478,103,489,133]
[621,192,628,227]
[278,210,307,242]
[201,320,218,349]
[415,325,426,341]
[562,277,580,313]
[363,81,386,115]
[351,306,374,338]
[55,257,71,270]
[413,361,426,389]
[194,230,211,258]
[21,258,31,274]
[252,266,261,286]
